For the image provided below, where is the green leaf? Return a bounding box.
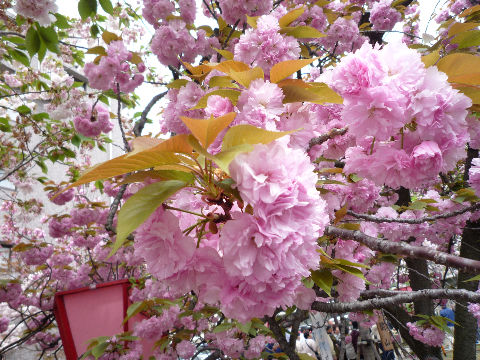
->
[36,25,59,54]
[16,105,31,115]
[35,160,48,174]
[61,147,76,158]
[54,13,71,29]
[111,180,187,256]
[78,0,98,20]
[32,112,49,121]
[8,49,30,67]
[37,42,47,63]
[213,322,235,333]
[298,354,317,360]
[71,134,82,147]
[90,24,100,38]
[465,273,480,282]
[335,264,367,281]
[91,342,108,359]
[236,320,252,334]
[124,301,148,324]
[221,125,294,151]
[311,269,333,296]
[334,258,369,269]
[99,0,114,14]
[0,117,11,132]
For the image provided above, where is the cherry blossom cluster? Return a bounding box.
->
[14,0,57,26]
[325,41,471,189]
[234,14,300,74]
[73,104,114,138]
[406,322,445,347]
[134,140,328,322]
[84,41,145,93]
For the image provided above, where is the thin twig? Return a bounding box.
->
[347,202,480,224]
[311,288,480,313]
[325,226,480,272]
[133,91,167,137]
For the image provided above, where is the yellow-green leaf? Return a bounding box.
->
[123,301,149,324]
[111,180,187,255]
[458,85,480,104]
[221,124,294,150]
[130,52,142,65]
[130,137,163,154]
[279,26,326,39]
[197,25,214,36]
[228,67,264,88]
[65,151,181,190]
[448,22,480,37]
[181,112,236,148]
[437,53,480,85]
[146,134,193,154]
[311,269,333,296]
[62,135,192,193]
[120,170,194,184]
[210,60,251,74]
[218,16,227,30]
[213,144,254,173]
[278,6,305,28]
[421,50,440,67]
[86,46,106,55]
[270,58,318,83]
[246,15,259,28]
[213,48,234,60]
[208,76,237,88]
[102,30,120,44]
[334,204,347,224]
[459,4,480,18]
[190,90,241,110]
[308,82,344,103]
[465,273,480,282]
[451,30,480,49]
[167,79,189,89]
[280,83,343,104]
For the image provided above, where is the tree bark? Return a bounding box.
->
[405,258,443,359]
[388,187,442,359]
[454,147,480,360]
[453,221,480,360]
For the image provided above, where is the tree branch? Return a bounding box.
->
[325,226,480,272]
[133,91,167,137]
[265,314,300,360]
[308,127,348,152]
[311,289,480,313]
[347,202,480,224]
[105,184,128,234]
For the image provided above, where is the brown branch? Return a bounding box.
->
[347,202,480,224]
[311,289,480,313]
[133,91,167,137]
[265,314,300,360]
[105,184,128,234]
[116,83,130,152]
[307,127,348,152]
[325,226,480,272]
